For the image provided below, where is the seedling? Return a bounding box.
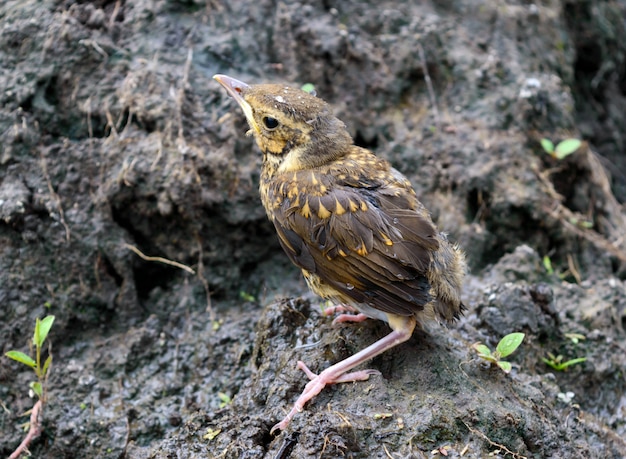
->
[217,392,232,408]
[542,255,554,275]
[557,391,575,403]
[6,315,55,402]
[564,333,586,344]
[473,332,525,373]
[540,138,581,160]
[300,83,317,95]
[542,352,587,371]
[5,315,55,459]
[239,291,256,303]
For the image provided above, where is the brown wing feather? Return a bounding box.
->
[273,176,439,317]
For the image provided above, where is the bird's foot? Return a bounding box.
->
[323,304,357,316]
[270,360,380,434]
[323,304,368,325]
[332,313,368,325]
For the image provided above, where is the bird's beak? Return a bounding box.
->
[213,74,259,134]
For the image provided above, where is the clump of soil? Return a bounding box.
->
[1,0,625,458]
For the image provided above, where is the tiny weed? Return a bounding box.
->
[5,315,55,458]
[557,391,575,403]
[217,392,232,408]
[542,255,554,275]
[203,427,221,441]
[473,332,525,374]
[542,352,587,371]
[540,137,581,160]
[564,333,586,344]
[301,83,317,95]
[6,315,55,402]
[239,291,256,302]
[568,216,594,229]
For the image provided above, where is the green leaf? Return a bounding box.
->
[239,291,255,302]
[558,357,587,370]
[218,392,231,408]
[5,351,36,368]
[34,315,55,348]
[300,83,316,95]
[497,361,512,373]
[203,427,221,441]
[555,138,581,159]
[473,343,492,357]
[43,355,53,376]
[540,138,554,154]
[496,332,525,358]
[30,381,43,398]
[542,255,554,275]
[564,333,586,344]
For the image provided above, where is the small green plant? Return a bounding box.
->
[6,315,55,401]
[541,352,587,371]
[540,138,582,160]
[542,255,554,275]
[564,332,586,344]
[239,291,256,303]
[300,83,316,95]
[217,392,232,408]
[568,216,593,229]
[473,332,525,374]
[5,315,55,459]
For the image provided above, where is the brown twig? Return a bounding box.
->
[40,151,71,242]
[175,48,193,154]
[123,243,196,274]
[108,0,122,30]
[462,420,527,459]
[9,399,43,459]
[417,42,440,127]
[194,233,214,322]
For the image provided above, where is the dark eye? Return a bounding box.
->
[263,116,279,129]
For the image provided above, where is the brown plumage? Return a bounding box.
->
[214,75,466,433]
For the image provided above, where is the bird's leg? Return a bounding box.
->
[323,304,369,325]
[271,315,416,433]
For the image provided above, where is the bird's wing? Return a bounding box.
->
[272,178,439,316]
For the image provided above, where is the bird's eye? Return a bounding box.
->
[263,116,279,129]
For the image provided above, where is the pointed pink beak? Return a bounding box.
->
[213,74,250,106]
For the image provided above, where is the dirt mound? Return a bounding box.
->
[1,1,625,457]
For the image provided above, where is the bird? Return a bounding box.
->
[213,74,466,433]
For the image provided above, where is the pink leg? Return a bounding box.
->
[270,315,416,433]
[323,304,369,325]
[332,313,368,324]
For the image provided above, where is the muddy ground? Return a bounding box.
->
[1,0,626,458]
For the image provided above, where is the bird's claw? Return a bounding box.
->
[270,360,381,433]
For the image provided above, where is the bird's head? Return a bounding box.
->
[214,75,352,176]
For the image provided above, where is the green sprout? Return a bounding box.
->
[217,392,232,408]
[5,315,55,458]
[6,315,55,401]
[300,83,317,95]
[203,427,221,441]
[541,352,587,371]
[568,216,594,229]
[473,332,525,373]
[542,255,554,275]
[564,333,586,344]
[540,138,582,160]
[239,291,256,303]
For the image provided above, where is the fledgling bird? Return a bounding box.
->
[213,75,466,433]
